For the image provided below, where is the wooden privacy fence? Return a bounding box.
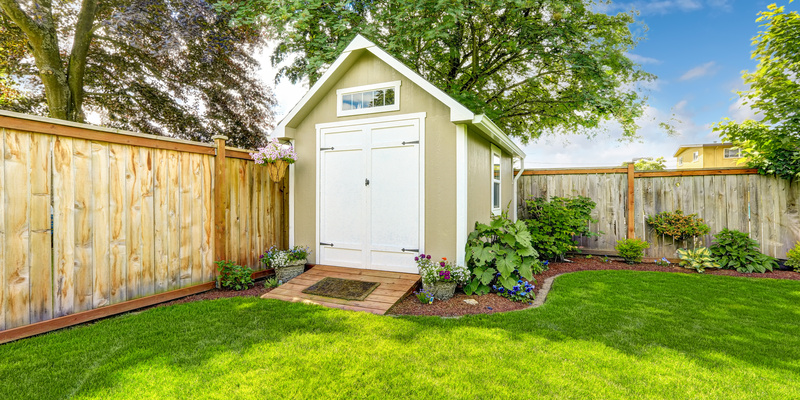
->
[517,165,799,259]
[0,111,287,341]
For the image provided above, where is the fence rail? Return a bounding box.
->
[0,111,287,340]
[517,166,799,259]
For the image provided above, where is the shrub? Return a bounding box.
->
[264,277,281,288]
[646,210,710,241]
[787,242,800,272]
[415,254,469,285]
[615,238,650,264]
[523,196,599,261]
[216,260,254,290]
[463,211,544,299]
[677,247,720,273]
[710,229,777,273]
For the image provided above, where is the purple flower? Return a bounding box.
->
[415,257,419,261]
[426,255,431,259]
[420,254,426,258]
[440,261,445,267]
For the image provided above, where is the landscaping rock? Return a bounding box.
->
[463,299,479,305]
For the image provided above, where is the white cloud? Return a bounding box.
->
[255,43,309,124]
[728,97,763,123]
[602,0,731,15]
[625,52,662,65]
[678,61,718,81]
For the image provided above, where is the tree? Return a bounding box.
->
[0,0,275,148]
[621,157,666,171]
[223,0,654,143]
[713,3,800,180]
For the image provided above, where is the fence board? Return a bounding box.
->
[73,139,93,312]
[108,144,128,303]
[53,137,75,317]
[167,151,180,290]
[5,130,30,328]
[179,153,193,287]
[29,133,51,322]
[191,154,203,284]
[91,142,110,307]
[126,146,142,299]
[0,129,5,331]
[153,149,169,293]
[140,148,155,296]
[201,156,214,281]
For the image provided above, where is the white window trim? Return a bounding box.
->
[677,156,683,166]
[491,144,502,216]
[336,80,401,117]
[693,151,699,162]
[724,148,741,158]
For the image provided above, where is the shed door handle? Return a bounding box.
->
[320,242,333,247]
[401,248,419,253]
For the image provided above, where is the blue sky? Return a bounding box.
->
[260,0,798,169]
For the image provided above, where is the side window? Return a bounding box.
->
[677,156,683,166]
[693,151,699,162]
[491,147,501,214]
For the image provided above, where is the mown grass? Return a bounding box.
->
[1,270,799,399]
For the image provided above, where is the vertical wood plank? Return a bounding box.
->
[167,151,180,290]
[179,153,193,287]
[191,154,203,283]
[229,158,240,262]
[73,139,93,312]
[153,149,169,293]
[212,136,227,268]
[0,129,4,330]
[250,162,259,269]
[140,148,155,296]
[5,130,30,328]
[91,142,110,308]
[201,155,214,282]
[53,137,75,316]
[29,133,52,323]
[626,164,635,239]
[748,175,761,250]
[108,144,128,303]
[127,146,142,299]
[240,161,251,268]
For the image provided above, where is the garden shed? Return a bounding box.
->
[273,35,525,274]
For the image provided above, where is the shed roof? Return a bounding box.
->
[272,35,525,158]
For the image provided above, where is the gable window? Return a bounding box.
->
[677,156,683,166]
[693,151,699,162]
[724,148,741,158]
[491,146,501,214]
[337,81,401,117]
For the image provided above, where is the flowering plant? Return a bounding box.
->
[655,257,671,267]
[415,254,469,285]
[250,139,298,165]
[414,289,435,305]
[261,245,310,267]
[492,279,535,302]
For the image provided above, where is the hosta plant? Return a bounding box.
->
[787,242,800,272]
[709,229,777,273]
[464,212,544,299]
[677,247,720,273]
[615,238,650,264]
[646,210,710,241]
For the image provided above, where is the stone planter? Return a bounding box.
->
[423,281,457,301]
[274,259,306,282]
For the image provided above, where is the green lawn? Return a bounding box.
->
[2,270,799,399]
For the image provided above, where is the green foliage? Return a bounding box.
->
[464,212,543,297]
[646,210,710,241]
[710,229,777,273]
[677,247,721,273]
[493,279,535,302]
[414,254,470,285]
[621,157,667,171]
[523,196,599,260]
[713,4,800,180]
[264,277,280,288]
[414,289,434,305]
[614,238,650,264]
[786,242,800,272]
[215,260,254,290]
[224,0,658,142]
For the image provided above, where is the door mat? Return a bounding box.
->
[302,277,381,301]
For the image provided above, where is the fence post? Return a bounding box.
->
[212,135,228,265]
[627,163,635,239]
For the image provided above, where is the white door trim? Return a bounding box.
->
[315,112,426,270]
[455,124,468,267]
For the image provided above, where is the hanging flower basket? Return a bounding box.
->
[266,160,288,182]
[250,140,297,183]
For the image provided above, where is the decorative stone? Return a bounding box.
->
[423,281,457,301]
[463,299,479,305]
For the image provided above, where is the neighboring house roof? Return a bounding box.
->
[673,143,734,157]
[272,34,526,159]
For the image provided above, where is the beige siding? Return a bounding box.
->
[289,52,457,262]
[466,128,515,229]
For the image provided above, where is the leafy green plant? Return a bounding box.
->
[646,210,710,241]
[710,229,777,273]
[264,277,281,288]
[464,212,543,298]
[261,245,310,267]
[414,254,469,285]
[677,247,721,273]
[523,196,599,260]
[786,242,800,272]
[216,261,254,290]
[414,289,434,305]
[615,238,650,264]
[492,279,535,302]
[654,257,671,267]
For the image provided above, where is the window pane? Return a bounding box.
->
[373,90,384,106]
[342,94,353,111]
[385,88,395,105]
[362,90,375,108]
[493,155,501,180]
[493,182,500,208]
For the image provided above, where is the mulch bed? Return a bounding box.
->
[387,256,800,317]
[152,281,275,310]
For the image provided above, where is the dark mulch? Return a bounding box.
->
[388,256,800,317]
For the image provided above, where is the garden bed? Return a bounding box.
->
[388,256,800,317]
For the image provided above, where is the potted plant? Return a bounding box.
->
[261,246,310,282]
[250,139,298,182]
[416,254,469,300]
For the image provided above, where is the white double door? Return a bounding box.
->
[318,116,423,273]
